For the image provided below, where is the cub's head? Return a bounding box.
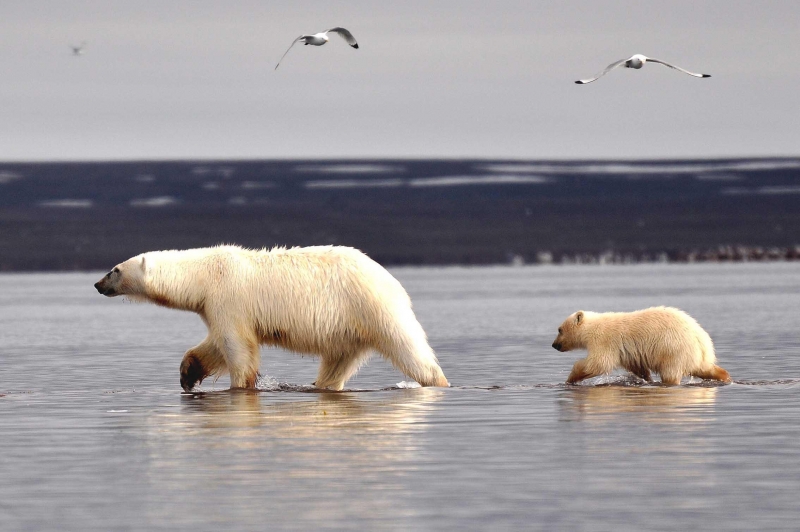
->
[551,311,585,352]
[94,255,147,297]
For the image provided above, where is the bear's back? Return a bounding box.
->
[625,306,716,365]
[213,244,410,327]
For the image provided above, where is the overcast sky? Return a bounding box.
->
[1,0,798,161]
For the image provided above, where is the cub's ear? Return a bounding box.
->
[140,256,146,272]
[575,311,584,324]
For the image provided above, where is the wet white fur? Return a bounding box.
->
[557,306,719,384]
[108,245,448,390]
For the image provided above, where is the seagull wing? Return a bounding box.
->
[325,27,359,48]
[275,35,306,70]
[646,57,710,78]
[575,58,629,84]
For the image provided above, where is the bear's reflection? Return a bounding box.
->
[176,387,443,433]
[140,388,444,526]
[143,389,442,473]
[558,384,719,424]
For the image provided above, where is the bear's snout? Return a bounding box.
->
[552,342,563,351]
[94,279,116,296]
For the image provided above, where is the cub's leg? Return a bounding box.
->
[180,338,227,392]
[566,358,605,384]
[691,365,732,383]
[622,360,653,382]
[314,351,371,391]
[659,370,682,386]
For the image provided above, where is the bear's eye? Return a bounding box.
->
[113,267,120,274]
[558,328,563,334]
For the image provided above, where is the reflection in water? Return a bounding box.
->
[558,384,718,424]
[3,267,800,530]
[141,388,444,528]
[176,387,443,431]
[555,385,724,497]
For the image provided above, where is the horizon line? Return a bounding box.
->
[2,154,800,165]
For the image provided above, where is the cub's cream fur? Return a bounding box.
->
[94,245,449,391]
[551,306,730,385]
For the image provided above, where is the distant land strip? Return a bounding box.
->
[0,158,798,271]
[521,245,800,266]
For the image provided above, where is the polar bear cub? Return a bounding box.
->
[552,306,731,385]
[94,245,449,391]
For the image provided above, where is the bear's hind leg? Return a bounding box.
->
[180,339,227,392]
[622,360,652,382]
[314,351,370,391]
[377,319,449,387]
[381,345,449,387]
[658,370,682,386]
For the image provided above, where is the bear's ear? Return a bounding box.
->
[575,311,584,324]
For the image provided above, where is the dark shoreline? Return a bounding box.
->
[533,245,800,265]
[1,158,798,271]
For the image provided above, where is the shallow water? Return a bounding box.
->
[1,263,799,530]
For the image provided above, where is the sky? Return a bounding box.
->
[1,0,798,161]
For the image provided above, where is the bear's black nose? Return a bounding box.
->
[552,342,562,351]
[94,281,102,292]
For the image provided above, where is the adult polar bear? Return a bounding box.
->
[94,245,449,391]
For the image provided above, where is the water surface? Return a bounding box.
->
[1,263,799,530]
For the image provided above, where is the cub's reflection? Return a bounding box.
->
[558,384,719,424]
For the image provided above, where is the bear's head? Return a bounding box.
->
[94,255,147,298]
[552,311,585,352]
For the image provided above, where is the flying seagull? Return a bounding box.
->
[275,27,359,70]
[575,54,710,84]
[70,41,87,56]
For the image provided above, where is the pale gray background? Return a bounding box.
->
[1,0,798,161]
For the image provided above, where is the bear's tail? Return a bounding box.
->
[692,364,732,383]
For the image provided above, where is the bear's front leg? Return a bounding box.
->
[566,358,603,384]
[219,334,260,389]
[180,352,209,392]
[179,338,227,392]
